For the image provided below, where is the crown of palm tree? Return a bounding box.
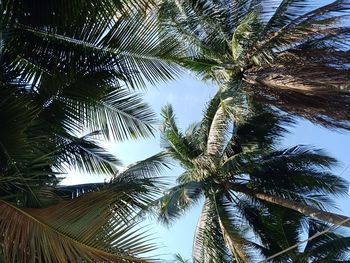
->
[155,96,349,262]
[159,0,350,130]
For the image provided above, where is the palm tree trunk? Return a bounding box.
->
[227,183,350,227]
[243,64,350,93]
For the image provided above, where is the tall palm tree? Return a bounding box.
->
[0,1,174,261]
[158,0,350,130]
[155,94,349,262]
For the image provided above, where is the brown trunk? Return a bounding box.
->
[242,66,350,130]
[227,183,350,227]
[243,64,350,93]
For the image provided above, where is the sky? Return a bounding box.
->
[61,0,350,260]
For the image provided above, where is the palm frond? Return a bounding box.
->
[206,97,233,156]
[213,193,251,262]
[54,152,170,202]
[231,11,258,63]
[161,104,201,166]
[89,88,157,140]
[199,90,236,156]
[57,132,120,175]
[35,72,157,141]
[0,198,155,263]
[0,86,60,206]
[156,181,204,225]
[236,146,348,207]
[115,152,171,182]
[174,253,190,263]
[193,199,233,263]
[3,11,182,89]
[261,0,318,33]
[230,104,292,154]
[234,198,302,261]
[302,221,350,261]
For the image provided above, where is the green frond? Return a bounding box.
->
[174,253,190,263]
[199,90,236,156]
[55,153,170,204]
[261,0,317,33]
[161,104,201,166]
[231,11,258,63]
[233,146,347,205]
[156,181,204,225]
[302,221,350,261]
[213,193,252,262]
[89,88,157,140]
[0,198,155,263]
[193,200,233,263]
[230,104,293,153]
[57,132,120,175]
[0,86,60,206]
[2,5,183,89]
[206,97,233,156]
[115,152,172,182]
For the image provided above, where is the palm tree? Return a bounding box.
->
[0,86,171,261]
[158,0,350,130]
[0,82,171,261]
[0,0,165,206]
[155,95,349,262]
[0,1,174,261]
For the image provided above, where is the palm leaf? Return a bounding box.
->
[116,152,171,181]
[0,169,166,262]
[156,181,204,225]
[53,152,170,203]
[205,96,234,156]
[57,132,120,175]
[161,104,200,166]
[174,253,190,263]
[0,199,154,263]
[3,11,183,89]
[303,221,350,261]
[212,193,251,262]
[192,199,233,263]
